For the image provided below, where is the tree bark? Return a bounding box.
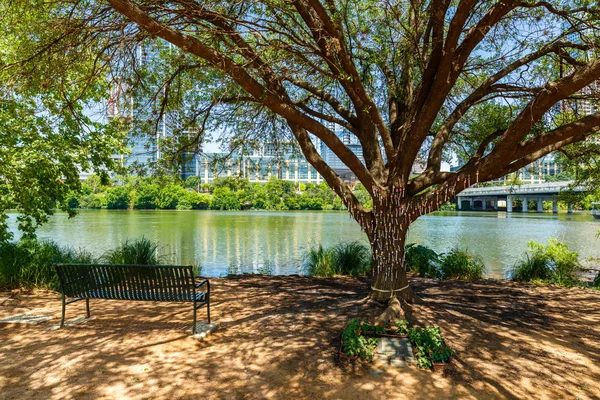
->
[363,195,414,303]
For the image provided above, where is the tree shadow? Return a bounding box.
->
[0,275,598,399]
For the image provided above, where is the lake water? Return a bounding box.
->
[7,210,600,278]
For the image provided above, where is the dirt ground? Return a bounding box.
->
[0,275,599,400]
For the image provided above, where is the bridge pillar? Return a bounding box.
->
[507,195,513,212]
[552,199,558,213]
[457,198,462,210]
[537,197,543,213]
[522,196,528,212]
[481,199,486,211]
[568,203,573,214]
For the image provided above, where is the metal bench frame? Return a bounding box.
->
[54,264,210,334]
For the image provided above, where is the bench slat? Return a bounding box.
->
[55,264,199,302]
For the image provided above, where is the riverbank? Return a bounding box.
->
[7,209,600,277]
[1,275,598,399]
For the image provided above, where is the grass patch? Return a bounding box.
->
[101,237,162,265]
[439,248,486,280]
[405,244,441,278]
[304,241,371,277]
[332,241,371,277]
[303,244,336,277]
[0,239,96,290]
[593,272,600,288]
[0,237,168,290]
[341,319,381,361]
[509,239,581,286]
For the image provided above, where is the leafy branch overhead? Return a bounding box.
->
[2,0,600,298]
[4,1,600,202]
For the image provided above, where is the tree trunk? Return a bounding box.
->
[366,200,414,304]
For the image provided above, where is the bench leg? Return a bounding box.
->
[60,294,66,328]
[86,298,90,318]
[207,300,211,324]
[192,301,197,335]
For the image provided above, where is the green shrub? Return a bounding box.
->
[304,242,372,277]
[439,248,485,280]
[593,272,600,288]
[0,239,96,290]
[333,241,371,276]
[341,319,380,361]
[101,237,161,265]
[210,187,241,210]
[509,239,581,286]
[303,244,336,277]
[395,319,410,336]
[408,325,455,369]
[405,244,441,278]
[105,186,130,209]
[79,194,104,209]
[187,192,211,210]
[510,254,553,282]
[156,184,188,210]
[132,184,160,209]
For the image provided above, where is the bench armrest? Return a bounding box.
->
[195,279,209,290]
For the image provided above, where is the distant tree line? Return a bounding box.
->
[65,175,404,211]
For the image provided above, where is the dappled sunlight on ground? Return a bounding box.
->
[0,275,599,399]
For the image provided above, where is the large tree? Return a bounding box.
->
[4,0,600,301]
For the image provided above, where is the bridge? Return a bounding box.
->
[455,181,584,213]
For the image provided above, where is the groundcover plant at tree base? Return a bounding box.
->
[3,0,600,302]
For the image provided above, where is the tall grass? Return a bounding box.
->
[101,237,162,265]
[510,254,553,282]
[405,244,441,279]
[593,272,600,288]
[332,241,371,276]
[0,237,164,290]
[0,239,96,290]
[304,241,371,277]
[439,248,486,280]
[509,239,581,286]
[303,244,336,277]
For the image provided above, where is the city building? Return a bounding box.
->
[196,153,324,185]
[107,40,199,179]
[451,154,563,185]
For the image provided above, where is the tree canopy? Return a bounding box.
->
[0,3,126,240]
[2,0,600,299]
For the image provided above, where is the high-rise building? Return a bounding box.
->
[561,25,599,117]
[107,40,199,178]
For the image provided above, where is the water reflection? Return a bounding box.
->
[7,210,600,278]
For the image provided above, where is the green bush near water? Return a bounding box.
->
[509,239,581,286]
[405,244,441,278]
[332,242,372,277]
[303,244,336,277]
[405,244,485,281]
[304,242,485,280]
[0,240,95,290]
[593,272,600,288]
[101,237,162,265]
[0,237,165,290]
[303,241,371,277]
[439,248,486,280]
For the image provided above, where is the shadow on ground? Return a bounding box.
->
[0,275,598,399]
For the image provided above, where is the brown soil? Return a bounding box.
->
[1,275,599,400]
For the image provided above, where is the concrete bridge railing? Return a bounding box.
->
[455,181,582,213]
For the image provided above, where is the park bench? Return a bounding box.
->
[54,264,210,334]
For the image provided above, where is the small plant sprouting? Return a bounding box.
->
[395,319,410,336]
[341,319,379,361]
[408,325,455,369]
